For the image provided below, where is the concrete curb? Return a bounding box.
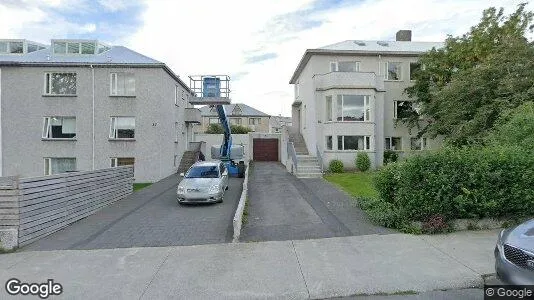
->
[232,163,250,242]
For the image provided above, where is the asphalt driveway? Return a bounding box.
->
[22,174,243,251]
[241,162,392,242]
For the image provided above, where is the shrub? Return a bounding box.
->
[372,145,534,225]
[383,150,399,165]
[421,215,450,234]
[328,160,344,173]
[231,125,253,134]
[205,123,224,134]
[355,152,371,172]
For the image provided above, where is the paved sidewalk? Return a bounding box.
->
[0,230,498,299]
[241,162,391,242]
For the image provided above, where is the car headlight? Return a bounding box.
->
[208,185,220,193]
[497,229,510,251]
[177,186,185,193]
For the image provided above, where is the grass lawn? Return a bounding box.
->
[324,172,379,199]
[133,182,152,192]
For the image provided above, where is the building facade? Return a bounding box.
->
[0,39,201,182]
[289,30,443,170]
[197,103,270,133]
[269,115,292,133]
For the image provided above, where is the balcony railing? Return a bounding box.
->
[184,108,201,123]
[313,72,385,91]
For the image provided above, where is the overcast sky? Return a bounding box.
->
[0,0,531,116]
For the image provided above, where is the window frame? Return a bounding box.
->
[394,101,418,119]
[230,118,242,126]
[409,62,421,81]
[384,137,402,151]
[248,118,261,125]
[109,116,136,140]
[336,95,371,122]
[330,61,360,72]
[109,72,135,97]
[325,95,333,122]
[385,62,403,81]
[44,72,77,96]
[42,116,77,139]
[337,135,372,151]
[410,137,428,151]
[326,136,333,150]
[44,157,77,176]
[110,157,135,167]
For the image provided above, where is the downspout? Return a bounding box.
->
[91,65,95,170]
[0,68,2,176]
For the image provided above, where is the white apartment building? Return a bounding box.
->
[289,30,443,170]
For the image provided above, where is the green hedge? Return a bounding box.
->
[355,152,371,172]
[373,146,534,224]
[329,160,344,173]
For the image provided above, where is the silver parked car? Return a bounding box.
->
[495,219,534,284]
[177,161,229,204]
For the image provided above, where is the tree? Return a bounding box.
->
[230,125,253,134]
[405,4,534,146]
[486,102,534,150]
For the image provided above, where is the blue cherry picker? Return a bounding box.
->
[189,75,245,178]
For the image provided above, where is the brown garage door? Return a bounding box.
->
[253,139,279,161]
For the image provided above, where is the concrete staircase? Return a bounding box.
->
[177,150,199,174]
[288,131,322,178]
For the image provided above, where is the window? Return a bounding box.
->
[181,90,185,100]
[44,72,77,95]
[175,86,180,106]
[385,62,402,80]
[109,117,135,139]
[53,41,98,54]
[410,62,420,81]
[1,41,23,54]
[249,118,261,125]
[174,155,178,167]
[326,96,333,122]
[330,61,360,72]
[336,95,370,121]
[230,118,242,125]
[53,42,67,54]
[337,136,371,150]
[410,137,427,150]
[81,42,96,54]
[394,101,418,119]
[110,157,135,167]
[44,158,76,175]
[326,136,333,150]
[42,117,76,139]
[209,118,220,124]
[110,73,135,96]
[385,137,402,150]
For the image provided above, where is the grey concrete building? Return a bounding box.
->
[0,39,201,182]
[289,30,444,170]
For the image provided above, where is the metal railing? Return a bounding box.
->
[287,141,298,173]
[316,145,324,173]
[188,75,231,98]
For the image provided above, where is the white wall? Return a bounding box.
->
[193,133,250,162]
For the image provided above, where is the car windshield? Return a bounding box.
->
[185,166,219,178]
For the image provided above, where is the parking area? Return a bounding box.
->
[240,162,392,242]
[22,174,243,251]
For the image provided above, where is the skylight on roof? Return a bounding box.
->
[377,41,389,47]
[52,40,110,55]
[353,41,366,46]
[0,39,46,54]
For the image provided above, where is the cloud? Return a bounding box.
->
[1,0,532,117]
[245,53,278,64]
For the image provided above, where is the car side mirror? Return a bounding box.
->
[179,173,184,177]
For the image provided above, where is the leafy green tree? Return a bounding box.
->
[230,125,253,134]
[486,102,534,150]
[405,4,534,146]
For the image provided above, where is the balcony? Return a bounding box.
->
[184,108,201,123]
[313,72,385,92]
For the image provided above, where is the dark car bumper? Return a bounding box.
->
[495,245,534,285]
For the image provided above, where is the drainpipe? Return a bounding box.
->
[91,65,95,170]
[0,68,2,176]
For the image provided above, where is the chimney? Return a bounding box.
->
[396,30,412,41]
